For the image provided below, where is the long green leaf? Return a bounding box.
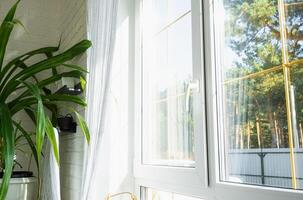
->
[13,70,85,101]
[0,0,20,70]
[12,19,28,33]
[0,104,15,200]
[19,82,45,162]
[43,94,87,107]
[0,40,92,102]
[38,71,85,88]
[0,46,58,86]
[9,94,86,116]
[9,98,37,115]
[12,121,39,172]
[74,111,90,144]
[24,108,36,125]
[45,52,58,76]
[36,99,45,162]
[43,104,58,126]
[0,60,40,95]
[62,64,89,73]
[80,76,87,91]
[45,118,60,165]
[17,40,92,81]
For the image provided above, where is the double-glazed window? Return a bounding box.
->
[217,0,303,190]
[135,0,207,194]
[135,0,303,199]
[142,0,196,167]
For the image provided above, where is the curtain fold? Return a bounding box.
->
[81,0,118,199]
[41,128,60,200]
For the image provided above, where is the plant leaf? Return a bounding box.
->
[19,81,45,162]
[62,64,89,73]
[43,104,58,126]
[74,111,90,144]
[0,40,92,102]
[0,104,15,200]
[45,51,58,75]
[12,121,39,171]
[0,0,20,70]
[10,70,84,102]
[18,40,92,81]
[45,118,60,165]
[80,76,87,91]
[36,100,45,162]
[43,94,87,107]
[24,108,36,125]
[0,46,59,86]
[12,19,28,34]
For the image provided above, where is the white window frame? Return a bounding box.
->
[133,0,303,200]
[205,0,303,199]
[134,0,208,196]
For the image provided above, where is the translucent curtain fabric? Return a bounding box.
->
[41,128,60,200]
[81,0,118,199]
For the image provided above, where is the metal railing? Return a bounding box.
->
[228,149,303,188]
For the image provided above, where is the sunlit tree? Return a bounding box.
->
[224,0,303,149]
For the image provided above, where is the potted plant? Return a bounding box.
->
[0,128,38,200]
[0,1,91,199]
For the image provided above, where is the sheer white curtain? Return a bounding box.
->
[81,0,118,199]
[41,128,60,200]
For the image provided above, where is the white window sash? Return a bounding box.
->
[133,0,208,192]
[134,0,303,200]
[205,0,303,199]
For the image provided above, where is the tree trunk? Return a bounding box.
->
[256,117,261,148]
[274,112,280,148]
[247,122,251,149]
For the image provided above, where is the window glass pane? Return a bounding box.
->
[150,0,191,34]
[152,0,167,33]
[218,0,303,190]
[144,188,202,200]
[290,64,303,188]
[285,0,303,62]
[168,0,191,22]
[142,1,194,167]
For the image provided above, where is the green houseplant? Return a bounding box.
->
[0,0,91,199]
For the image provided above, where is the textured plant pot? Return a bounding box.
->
[0,177,37,200]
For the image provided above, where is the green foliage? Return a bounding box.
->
[224,0,303,149]
[0,1,91,199]
[0,104,14,200]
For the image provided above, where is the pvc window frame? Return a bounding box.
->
[133,0,208,194]
[133,0,303,200]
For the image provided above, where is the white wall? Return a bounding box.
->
[2,0,61,57]
[58,0,87,199]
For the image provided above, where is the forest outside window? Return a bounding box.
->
[216,0,303,190]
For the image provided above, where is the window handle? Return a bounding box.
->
[185,79,200,112]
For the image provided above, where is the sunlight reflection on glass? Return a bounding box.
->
[142,0,194,167]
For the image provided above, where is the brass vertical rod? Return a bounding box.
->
[300,123,303,148]
[278,0,297,189]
